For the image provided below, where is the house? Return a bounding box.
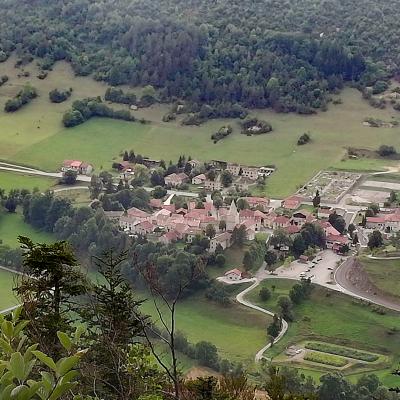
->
[165,173,189,187]
[149,198,163,209]
[62,160,93,175]
[188,159,201,169]
[119,215,138,232]
[291,210,313,227]
[326,234,348,250]
[272,215,290,229]
[226,163,241,176]
[299,255,309,263]
[224,268,243,281]
[281,195,304,210]
[192,174,206,185]
[318,206,334,219]
[127,207,151,220]
[142,158,161,168]
[243,197,270,211]
[104,211,124,222]
[258,166,275,177]
[241,166,259,180]
[285,225,301,235]
[210,160,227,170]
[205,176,223,191]
[366,216,387,230]
[133,220,155,235]
[159,231,178,245]
[209,232,232,253]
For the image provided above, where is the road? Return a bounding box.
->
[236,279,288,361]
[334,257,400,312]
[0,162,199,198]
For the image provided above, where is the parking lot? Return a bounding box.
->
[257,250,345,287]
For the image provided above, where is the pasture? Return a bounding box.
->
[1,56,400,197]
[0,269,18,311]
[0,170,56,192]
[140,292,270,365]
[0,211,54,247]
[247,279,400,386]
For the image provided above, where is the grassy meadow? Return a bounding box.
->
[0,269,18,311]
[0,170,57,192]
[0,211,53,247]
[1,56,400,197]
[361,257,400,298]
[247,279,400,386]
[140,291,270,365]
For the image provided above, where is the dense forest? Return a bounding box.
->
[0,0,396,113]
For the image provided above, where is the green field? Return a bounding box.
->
[361,257,400,298]
[0,211,53,247]
[2,56,400,197]
[55,188,91,207]
[304,350,348,368]
[247,279,400,385]
[0,171,56,192]
[0,269,18,311]
[140,291,270,365]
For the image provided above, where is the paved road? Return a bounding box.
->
[0,162,199,198]
[236,279,288,361]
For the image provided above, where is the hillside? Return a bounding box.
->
[0,0,398,113]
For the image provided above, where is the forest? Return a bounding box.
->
[0,0,396,113]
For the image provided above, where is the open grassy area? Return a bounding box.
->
[0,211,53,247]
[0,269,18,311]
[0,171,57,192]
[247,279,400,386]
[360,257,400,298]
[2,56,400,197]
[140,292,270,365]
[304,351,348,368]
[55,188,91,207]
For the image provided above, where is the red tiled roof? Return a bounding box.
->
[285,225,301,234]
[149,198,163,208]
[274,216,290,224]
[127,207,150,218]
[327,234,348,244]
[225,268,242,277]
[366,217,386,224]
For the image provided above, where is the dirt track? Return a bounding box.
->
[335,257,400,312]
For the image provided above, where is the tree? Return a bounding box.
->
[131,164,149,186]
[378,145,397,157]
[80,251,147,399]
[267,314,282,339]
[312,190,321,208]
[62,169,78,185]
[348,223,356,237]
[328,211,346,234]
[205,224,216,239]
[264,250,277,270]
[277,295,293,321]
[221,170,233,187]
[4,196,17,212]
[195,341,219,369]
[152,185,167,199]
[231,225,247,246]
[298,132,311,145]
[236,198,249,210]
[219,220,226,231]
[259,287,271,301]
[292,234,307,256]
[215,253,226,267]
[368,230,384,249]
[270,228,292,249]
[89,174,103,199]
[15,237,88,356]
[352,232,359,245]
[150,170,165,187]
[388,190,397,204]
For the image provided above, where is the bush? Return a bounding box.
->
[304,350,348,367]
[211,125,233,143]
[49,88,72,103]
[297,132,311,145]
[240,117,272,135]
[305,342,379,362]
[62,97,136,127]
[378,144,397,157]
[4,84,37,112]
[259,287,271,301]
[105,87,137,105]
[0,74,8,86]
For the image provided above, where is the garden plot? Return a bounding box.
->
[278,341,386,372]
[297,171,362,203]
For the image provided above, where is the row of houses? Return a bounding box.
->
[112,197,275,252]
[210,160,275,179]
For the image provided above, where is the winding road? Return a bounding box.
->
[235,278,288,361]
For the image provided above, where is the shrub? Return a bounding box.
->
[305,342,379,362]
[4,84,37,112]
[304,350,348,367]
[49,88,72,103]
[297,132,311,145]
